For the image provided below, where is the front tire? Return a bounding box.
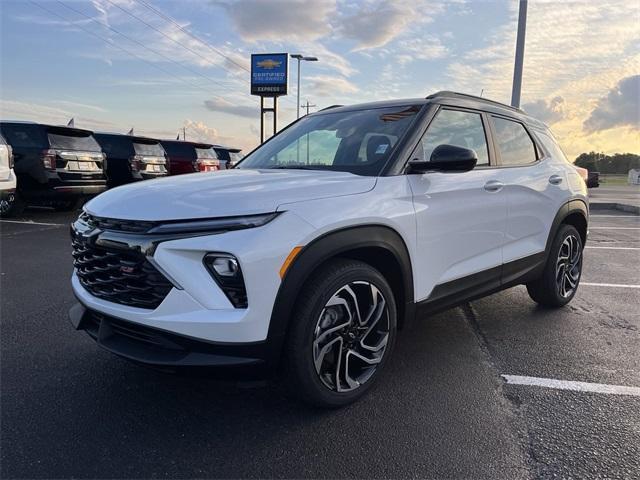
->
[527,224,583,308]
[284,259,397,407]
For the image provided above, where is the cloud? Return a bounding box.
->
[522,96,566,124]
[583,75,640,133]
[204,97,256,118]
[0,100,115,130]
[212,0,335,42]
[184,119,256,151]
[335,0,444,50]
[304,75,358,97]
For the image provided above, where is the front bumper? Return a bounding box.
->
[70,302,278,375]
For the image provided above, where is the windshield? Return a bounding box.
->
[238,105,421,176]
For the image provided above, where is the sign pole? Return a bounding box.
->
[273,97,278,136]
[260,96,265,144]
[511,0,527,108]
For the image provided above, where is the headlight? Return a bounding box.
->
[203,253,247,308]
[147,212,279,235]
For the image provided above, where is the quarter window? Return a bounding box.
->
[492,117,537,166]
[415,109,490,167]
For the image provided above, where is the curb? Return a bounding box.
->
[590,202,640,215]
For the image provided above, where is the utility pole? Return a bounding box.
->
[301,100,316,116]
[183,126,186,141]
[511,0,528,108]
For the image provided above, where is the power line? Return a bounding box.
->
[131,0,299,108]
[132,0,250,74]
[103,0,250,88]
[56,0,243,97]
[29,1,218,97]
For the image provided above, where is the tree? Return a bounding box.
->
[574,152,640,173]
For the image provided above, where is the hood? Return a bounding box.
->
[85,168,376,221]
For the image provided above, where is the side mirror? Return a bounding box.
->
[407,144,478,174]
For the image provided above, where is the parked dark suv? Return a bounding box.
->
[160,140,222,175]
[94,133,168,188]
[0,121,106,212]
[213,145,243,168]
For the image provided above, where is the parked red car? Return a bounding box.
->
[160,140,222,175]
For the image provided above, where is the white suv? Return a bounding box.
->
[0,133,17,217]
[70,91,588,407]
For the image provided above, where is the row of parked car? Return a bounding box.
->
[0,121,243,217]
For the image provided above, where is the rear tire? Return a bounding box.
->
[527,224,583,308]
[284,259,397,408]
[0,191,25,218]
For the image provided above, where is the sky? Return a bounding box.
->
[1,0,638,159]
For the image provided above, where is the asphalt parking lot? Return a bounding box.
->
[1,208,639,479]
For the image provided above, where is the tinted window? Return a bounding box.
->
[48,129,100,151]
[133,141,164,156]
[537,131,569,163]
[214,148,230,161]
[162,141,195,158]
[0,124,47,148]
[416,109,489,166]
[492,117,537,166]
[238,105,421,176]
[95,134,133,158]
[195,147,218,159]
[229,150,243,163]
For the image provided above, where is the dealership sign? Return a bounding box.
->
[251,53,288,96]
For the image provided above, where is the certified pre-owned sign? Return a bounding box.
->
[251,53,288,97]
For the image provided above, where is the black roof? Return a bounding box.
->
[0,120,95,136]
[94,132,161,144]
[160,139,215,149]
[310,91,546,129]
[212,144,242,152]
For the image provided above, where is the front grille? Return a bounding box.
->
[80,211,156,234]
[72,236,173,309]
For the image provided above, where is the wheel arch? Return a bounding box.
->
[267,225,415,355]
[545,199,588,256]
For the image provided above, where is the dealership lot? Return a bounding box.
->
[1,209,638,478]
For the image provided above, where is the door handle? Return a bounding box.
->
[549,174,563,185]
[484,180,504,192]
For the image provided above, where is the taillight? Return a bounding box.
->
[8,145,14,169]
[41,149,56,170]
[196,158,220,172]
[129,154,142,172]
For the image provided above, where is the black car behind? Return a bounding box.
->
[94,133,168,188]
[0,121,106,212]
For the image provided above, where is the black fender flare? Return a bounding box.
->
[543,199,588,260]
[265,225,415,358]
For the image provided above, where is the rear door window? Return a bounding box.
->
[491,117,537,166]
[133,141,165,156]
[1,124,47,148]
[48,129,100,151]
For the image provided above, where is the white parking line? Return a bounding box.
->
[589,227,640,230]
[502,375,640,397]
[585,246,640,250]
[0,219,64,227]
[581,282,640,289]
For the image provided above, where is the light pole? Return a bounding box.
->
[291,54,318,119]
[511,0,528,108]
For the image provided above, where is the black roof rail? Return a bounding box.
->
[426,91,525,113]
[319,104,343,111]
